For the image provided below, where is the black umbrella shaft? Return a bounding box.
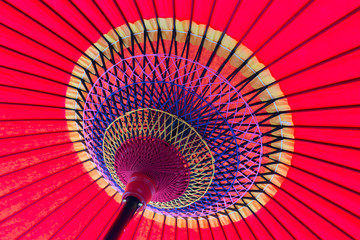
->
[104,196,140,240]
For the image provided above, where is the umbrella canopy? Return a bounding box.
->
[1,0,359,239]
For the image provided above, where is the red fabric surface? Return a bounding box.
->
[0,0,359,239]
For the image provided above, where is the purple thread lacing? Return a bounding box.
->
[83,54,263,217]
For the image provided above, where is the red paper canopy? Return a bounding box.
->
[0,0,359,239]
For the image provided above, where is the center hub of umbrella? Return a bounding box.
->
[114,136,190,205]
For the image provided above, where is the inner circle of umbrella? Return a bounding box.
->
[0,0,359,240]
[101,108,215,212]
[78,49,273,217]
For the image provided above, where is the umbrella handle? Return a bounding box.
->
[104,196,141,240]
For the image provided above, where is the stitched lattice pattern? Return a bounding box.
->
[103,108,214,210]
[82,54,263,217]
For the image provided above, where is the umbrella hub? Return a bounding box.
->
[114,136,191,207]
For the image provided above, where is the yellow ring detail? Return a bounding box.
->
[103,108,215,209]
[66,18,294,221]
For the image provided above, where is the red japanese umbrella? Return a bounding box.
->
[1,0,359,239]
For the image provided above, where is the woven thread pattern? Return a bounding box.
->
[103,108,214,209]
[83,54,263,217]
